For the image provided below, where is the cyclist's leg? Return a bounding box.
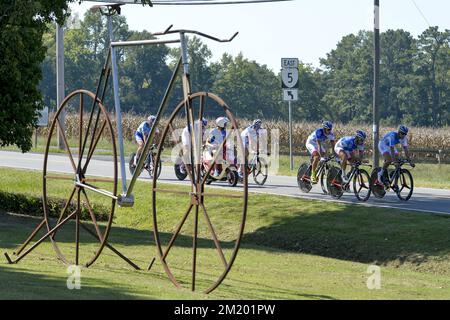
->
[238,145,249,178]
[378,145,393,183]
[134,133,144,166]
[306,142,320,182]
[338,150,350,182]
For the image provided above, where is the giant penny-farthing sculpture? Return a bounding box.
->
[3,2,261,293]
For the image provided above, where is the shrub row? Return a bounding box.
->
[0,191,110,221]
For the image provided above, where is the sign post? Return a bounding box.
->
[35,107,49,148]
[281,58,299,171]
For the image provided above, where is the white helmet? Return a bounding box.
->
[215,117,229,128]
[147,115,156,124]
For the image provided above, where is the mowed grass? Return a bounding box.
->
[1,167,450,299]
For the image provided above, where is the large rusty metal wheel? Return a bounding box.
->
[152,92,248,293]
[43,89,118,267]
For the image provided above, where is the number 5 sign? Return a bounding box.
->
[281,68,299,89]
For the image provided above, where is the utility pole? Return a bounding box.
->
[56,23,65,150]
[373,0,380,167]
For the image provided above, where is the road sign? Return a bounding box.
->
[283,89,298,101]
[36,107,49,127]
[281,58,299,69]
[281,68,299,89]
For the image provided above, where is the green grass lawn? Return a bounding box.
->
[1,167,450,299]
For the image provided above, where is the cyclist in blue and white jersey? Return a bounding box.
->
[334,130,367,183]
[239,119,262,179]
[305,121,336,183]
[133,115,159,167]
[376,125,413,184]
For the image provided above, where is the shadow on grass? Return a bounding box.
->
[4,201,450,274]
[242,202,450,269]
[0,265,139,299]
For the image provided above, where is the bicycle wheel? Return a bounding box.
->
[370,168,386,199]
[297,163,312,193]
[396,169,414,201]
[43,89,117,267]
[146,153,162,179]
[129,153,136,176]
[227,169,239,187]
[319,167,328,195]
[327,166,344,199]
[353,169,371,202]
[252,156,268,185]
[174,155,188,181]
[152,92,247,294]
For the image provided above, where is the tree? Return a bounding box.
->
[120,30,171,114]
[415,27,450,126]
[0,0,72,152]
[379,29,417,125]
[320,31,373,123]
[212,53,281,119]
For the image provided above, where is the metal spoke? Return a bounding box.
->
[201,204,228,269]
[82,177,116,184]
[202,192,243,199]
[55,117,77,172]
[78,93,84,170]
[192,204,199,291]
[44,175,74,182]
[81,189,103,241]
[75,189,81,266]
[52,187,77,239]
[153,188,190,196]
[161,204,193,261]
[83,120,107,174]
[201,130,233,186]
[169,123,195,185]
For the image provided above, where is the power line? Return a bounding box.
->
[410,0,431,28]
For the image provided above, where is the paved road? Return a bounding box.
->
[1,150,449,215]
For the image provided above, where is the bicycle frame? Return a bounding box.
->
[74,8,238,207]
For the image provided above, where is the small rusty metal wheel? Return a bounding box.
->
[152,92,248,293]
[43,89,118,267]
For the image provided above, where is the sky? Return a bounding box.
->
[69,0,450,72]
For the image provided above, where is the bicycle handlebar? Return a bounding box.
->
[153,25,239,43]
[391,158,415,167]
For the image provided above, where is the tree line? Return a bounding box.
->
[40,10,449,128]
[1,0,448,153]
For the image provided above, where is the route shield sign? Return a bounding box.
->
[283,89,298,101]
[281,68,299,89]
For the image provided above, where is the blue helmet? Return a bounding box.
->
[355,130,367,140]
[201,118,208,126]
[398,125,409,135]
[322,121,333,130]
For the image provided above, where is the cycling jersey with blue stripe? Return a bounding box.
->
[307,128,335,144]
[381,131,408,147]
[135,121,151,139]
[336,136,365,152]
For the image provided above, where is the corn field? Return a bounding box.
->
[39,113,450,155]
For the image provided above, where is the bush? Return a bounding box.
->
[0,191,110,221]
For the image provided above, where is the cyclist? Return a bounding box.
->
[305,121,336,183]
[180,118,208,174]
[239,119,262,179]
[206,117,233,177]
[376,125,413,184]
[334,130,367,183]
[133,115,159,167]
